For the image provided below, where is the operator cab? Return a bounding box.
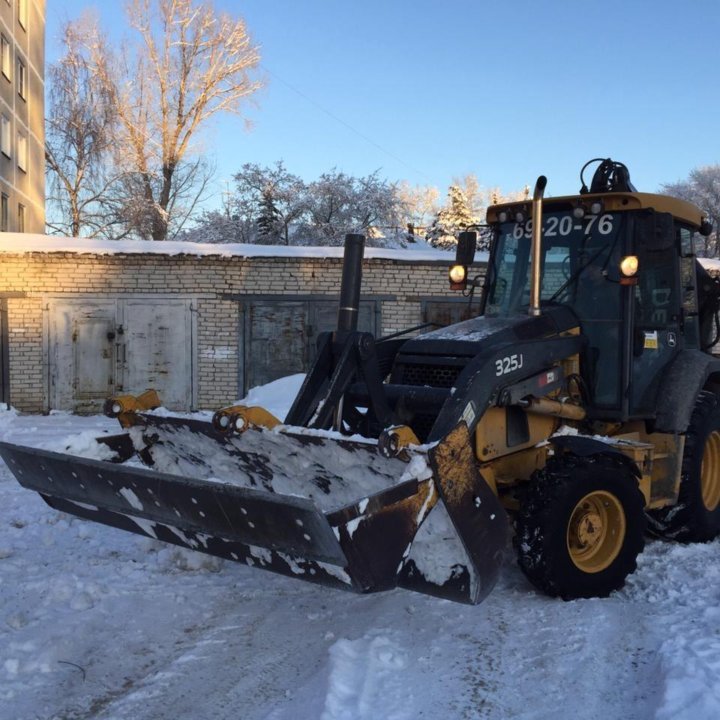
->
[475,174,711,421]
[484,206,624,409]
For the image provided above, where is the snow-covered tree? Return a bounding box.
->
[256,188,282,243]
[232,162,307,245]
[662,166,720,256]
[426,185,480,249]
[397,182,440,239]
[300,170,405,246]
[180,206,252,243]
[453,174,484,220]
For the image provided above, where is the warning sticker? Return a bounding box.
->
[644,331,658,350]
[461,401,476,427]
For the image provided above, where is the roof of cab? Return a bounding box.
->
[486,192,706,230]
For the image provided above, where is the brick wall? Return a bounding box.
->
[0,250,484,412]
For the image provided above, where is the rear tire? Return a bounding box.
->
[647,391,720,542]
[516,454,646,600]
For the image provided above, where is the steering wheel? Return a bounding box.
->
[561,254,572,280]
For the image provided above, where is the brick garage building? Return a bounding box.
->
[0,235,485,413]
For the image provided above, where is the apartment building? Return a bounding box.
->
[0,0,44,233]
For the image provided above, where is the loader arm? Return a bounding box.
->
[428,334,585,442]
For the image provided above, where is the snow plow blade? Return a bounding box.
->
[0,420,507,604]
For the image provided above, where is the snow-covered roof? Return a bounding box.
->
[0,232,458,263]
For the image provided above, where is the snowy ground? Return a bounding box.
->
[2,383,720,720]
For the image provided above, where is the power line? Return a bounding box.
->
[260,64,432,183]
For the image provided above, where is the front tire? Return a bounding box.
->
[516,454,646,600]
[647,391,720,542]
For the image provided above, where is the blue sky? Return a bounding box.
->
[46,0,720,204]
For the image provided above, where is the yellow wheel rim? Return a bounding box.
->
[566,491,626,574]
[701,430,720,512]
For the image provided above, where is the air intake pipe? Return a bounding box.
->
[529,176,547,317]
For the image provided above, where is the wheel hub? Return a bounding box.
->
[575,510,603,546]
[701,430,720,512]
[567,491,626,574]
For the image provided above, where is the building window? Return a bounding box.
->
[1,115,9,158]
[1,194,8,232]
[1,36,10,80]
[16,56,24,99]
[17,203,24,232]
[17,0,26,30]
[16,132,26,172]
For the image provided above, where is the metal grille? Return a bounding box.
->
[400,363,462,389]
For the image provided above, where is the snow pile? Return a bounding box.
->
[0,403,18,431]
[621,541,720,719]
[239,373,306,421]
[403,502,473,588]
[124,422,412,512]
[39,429,118,461]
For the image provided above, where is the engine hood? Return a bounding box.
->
[400,305,579,358]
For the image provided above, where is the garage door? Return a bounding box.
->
[121,299,194,409]
[48,298,194,412]
[241,299,377,392]
[49,299,118,411]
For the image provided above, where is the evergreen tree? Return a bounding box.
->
[427,185,478,249]
[256,187,282,243]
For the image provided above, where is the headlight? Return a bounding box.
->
[449,264,466,284]
[620,255,639,277]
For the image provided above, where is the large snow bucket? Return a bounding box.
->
[0,418,507,604]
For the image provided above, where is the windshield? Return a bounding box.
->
[484,210,624,320]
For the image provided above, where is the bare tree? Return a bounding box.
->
[45,15,122,237]
[397,181,440,235]
[87,0,262,240]
[662,166,720,256]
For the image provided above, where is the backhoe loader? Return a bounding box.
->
[3,158,720,603]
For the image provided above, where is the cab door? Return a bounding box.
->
[630,227,682,415]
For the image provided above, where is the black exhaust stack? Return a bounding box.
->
[337,233,365,337]
[286,231,395,430]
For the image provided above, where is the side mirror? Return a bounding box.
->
[700,219,714,238]
[449,231,477,290]
[456,231,477,267]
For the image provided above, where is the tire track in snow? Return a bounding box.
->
[319,632,411,720]
[444,561,664,720]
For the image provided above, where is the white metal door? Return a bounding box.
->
[49,299,118,411]
[120,299,194,410]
